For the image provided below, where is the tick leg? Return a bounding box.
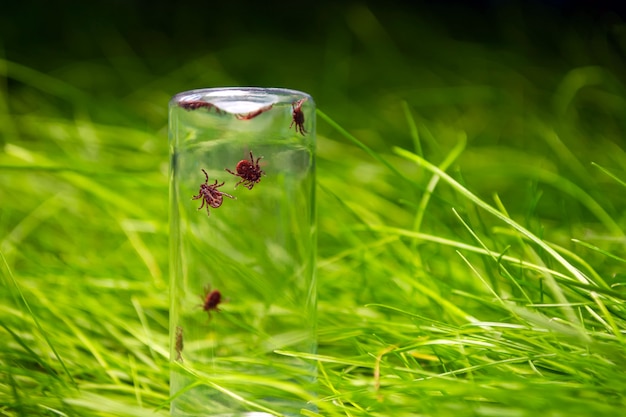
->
[201,169,209,183]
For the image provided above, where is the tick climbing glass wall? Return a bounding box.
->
[168,88,317,416]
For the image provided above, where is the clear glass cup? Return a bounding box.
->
[168,87,317,416]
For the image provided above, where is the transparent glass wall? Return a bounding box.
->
[168,88,317,416]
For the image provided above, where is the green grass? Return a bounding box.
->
[2,4,626,416]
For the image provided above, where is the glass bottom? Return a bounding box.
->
[170,362,316,417]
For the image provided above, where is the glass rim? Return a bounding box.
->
[170,87,313,107]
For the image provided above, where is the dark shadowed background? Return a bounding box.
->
[2,0,625,123]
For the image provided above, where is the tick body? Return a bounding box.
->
[179,100,224,114]
[235,104,273,120]
[192,169,235,216]
[225,151,265,190]
[201,286,222,318]
[175,325,184,362]
[290,98,307,136]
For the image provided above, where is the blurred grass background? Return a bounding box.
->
[2,0,626,416]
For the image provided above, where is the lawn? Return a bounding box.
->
[1,2,626,416]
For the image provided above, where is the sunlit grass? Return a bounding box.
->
[2,5,626,416]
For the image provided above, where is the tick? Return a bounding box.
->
[201,286,223,318]
[225,151,265,190]
[235,104,273,120]
[290,98,307,136]
[175,325,184,362]
[179,100,224,114]
[192,169,235,216]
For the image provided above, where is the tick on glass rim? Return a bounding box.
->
[178,100,224,114]
[290,98,307,136]
[200,286,223,318]
[235,104,274,120]
[225,151,265,190]
[192,169,235,216]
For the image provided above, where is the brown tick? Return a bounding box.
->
[200,286,222,318]
[192,169,235,216]
[290,98,307,135]
[235,104,273,120]
[175,325,184,362]
[225,151,265,190]
[179,100,224,114]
